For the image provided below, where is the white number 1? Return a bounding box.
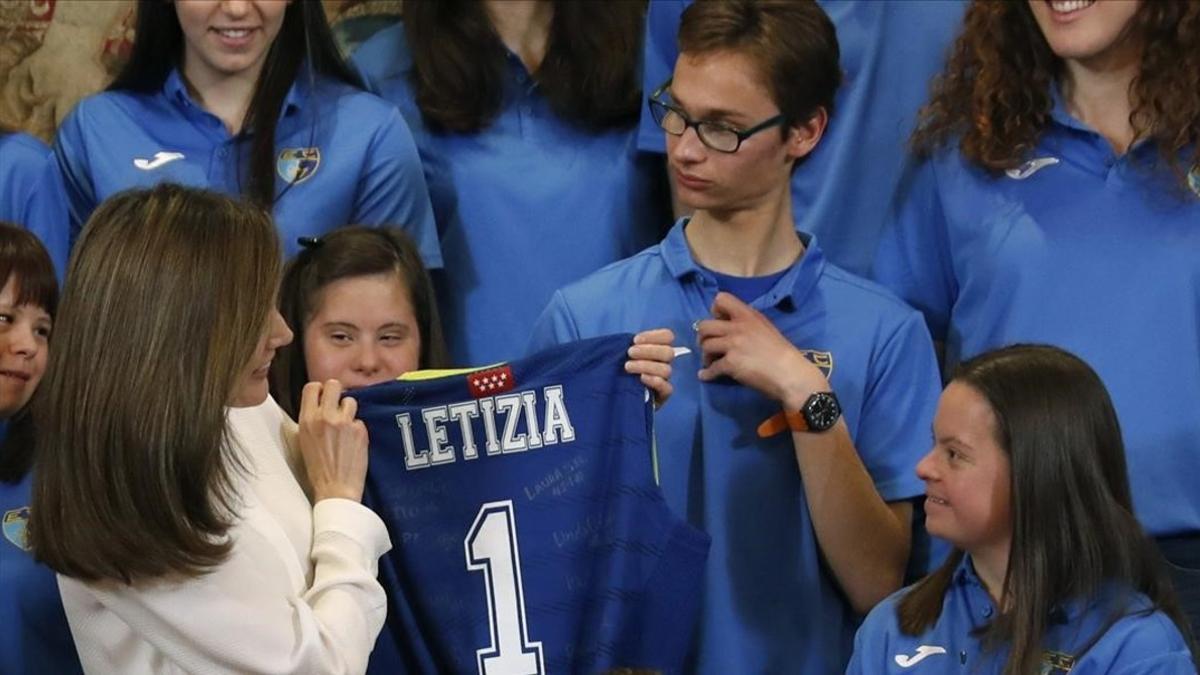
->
[465,500,545,675]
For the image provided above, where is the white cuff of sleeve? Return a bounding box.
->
[312,498,393,559]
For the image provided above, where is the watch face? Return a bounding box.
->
[803,392,842,432]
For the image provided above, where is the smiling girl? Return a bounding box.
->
[271,226,449,419]
[0,224,79,673]
[848,345,1196,674]
[47,0,438,272]
[874,0,1200,640]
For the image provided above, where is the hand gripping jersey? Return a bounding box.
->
[354,334,710,675]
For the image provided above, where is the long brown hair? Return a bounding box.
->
[898,345,1195,673]
[0,222,59,484]
[271,226,448,419]
[403,0,644,133]
[110,0,362,208]
[913,1,1200,192]
[30,184,281,582]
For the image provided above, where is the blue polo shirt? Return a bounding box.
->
[874,92,1200,539]
[0,426,84,673]
[51,68,440,266]
[353,24,664,366]
[0,133,50,228]
[638,0,964,278]
[848,556,1195,673]
[529,220,941,674]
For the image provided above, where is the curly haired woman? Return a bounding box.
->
[874,0,1200,644]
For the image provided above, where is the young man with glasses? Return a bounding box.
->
[638,0,964,279]
[529,1,940,672]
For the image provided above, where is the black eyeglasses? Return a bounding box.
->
[648,78,786,153]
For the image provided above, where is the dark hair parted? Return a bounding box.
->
[898,345,1196,673]
[403,0,644,133]
[0,223,57,331]
[913,0,1200,192]
[110,0,362,207]
[0,222,58,484]
[30,184,281,582]
[271,227,448,419]
[678,0,841,129]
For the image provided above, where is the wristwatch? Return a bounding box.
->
[757,392,842,437]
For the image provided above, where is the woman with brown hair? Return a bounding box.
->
[30,184,391,674]
[873,0,1200,637]
[351,0,668,366]
[848,345,1195,674]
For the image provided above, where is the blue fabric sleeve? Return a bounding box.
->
[527,290,584,355]
[0,134,47,228]
[353,107,442,269]
[350,23,406,94]
[873,159,957,343]
[25,155,70,281]
[854,309,941,502]
[51,103,100,257]
[1101,611,1197,674]
[844,594,901,675]
[637,0,688,153]
[844,627,868,675]
[1110,654,1199,675]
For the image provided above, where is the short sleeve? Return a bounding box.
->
[873,159,957,343]
[0,134,46,226]
[51,103,101,255]
[1100,610,1197,675]
[25,154,71,281]
[845,593,904,675]
[353,107,442,269]
[527,290,584,355]
[854,310,941,503]
[1110,654,1199,675]
[349,22,407,95]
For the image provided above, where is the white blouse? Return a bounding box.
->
[59,396,392,674]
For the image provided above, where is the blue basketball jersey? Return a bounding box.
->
[354,334,710,675]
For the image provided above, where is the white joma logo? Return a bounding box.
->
[894,645,948,668]
[1005,156,1059,180]
[133,151,185,171]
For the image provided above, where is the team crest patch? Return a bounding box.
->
[799,350,834,379]
[1187,166,1200,198]
[277,147,321,184]
[3,507,31,551]
[467,365,516,398]
[1039,650,1076,674]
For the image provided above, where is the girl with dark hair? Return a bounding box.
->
[848,345,1196,674]
[48,0,439,275]
[271,226,450,420]
[0,223,79,673]
[352,0,668,365]
[271,224,676,423]
[269,226,677,673]
[31,185,392,673]
[874,0,1200,636]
